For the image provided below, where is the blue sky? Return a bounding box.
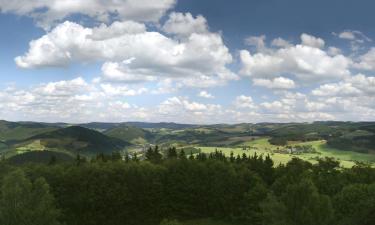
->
[0,0,375,123]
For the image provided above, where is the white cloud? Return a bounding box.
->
[245,35,267,51]
[327,47,342,56]
[101,60,156,83]
[260,101,291,113]
[271,37,292,48]
[0,0,176,29]
[0,77,160,123]
[253,77,296,89]
[337,30,372,42]
[300,33,325,49]
[312,74,375,97]
[33,77,89,96]
[240,41,351,83]
[90,21,147,40]
[335,30,372,52]
[234,95,257,109]
[198,91,214,99]
[160,97,208,111]
[156,96,222,123]
[312,83,360,97]
[338,31,356,40]
[162,12,208,37]
[108,101,131,109]
[1,76,375,123]
[16,20,237,87]
[100,83,148,96]
[354,48,375,71]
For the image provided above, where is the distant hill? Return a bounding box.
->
[264,122,375,153]
[2,120,375,156]
[8,150,74,165]
[0,120,58,142]
[79,122,121,131]
[104,125,154,144]
[327,124,375,153]
[78,122,197,131]
[123,122,197,129]
[13,126,131,155]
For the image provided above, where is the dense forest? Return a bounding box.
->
[0,147,374,225]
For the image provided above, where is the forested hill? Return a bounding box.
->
[1,120,375,163]
[22,126,131,153]
[0,150,374,225]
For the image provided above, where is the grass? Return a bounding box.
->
[198,145,292,165]
[196,138,375,168]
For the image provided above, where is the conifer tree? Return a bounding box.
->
[179,149,186,160]
[0,170,61,225]
[167,147,178,159]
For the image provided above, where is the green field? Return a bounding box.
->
[196,138,375,168]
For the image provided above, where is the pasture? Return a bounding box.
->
[196,138,375,168]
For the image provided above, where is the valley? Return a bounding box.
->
[1,120,374,167]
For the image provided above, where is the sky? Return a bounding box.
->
[0,0,375,124]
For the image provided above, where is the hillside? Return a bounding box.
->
[79,122,121,131]
[0,120,58,142]
[265,122,375,153]
[124,122,197,129]
[12,126,131,156]
[327,125,375,153]
[8,150,74,165]
[104,125,154,144]
[1,120,375,162]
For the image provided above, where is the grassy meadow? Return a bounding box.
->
[196,138,375,168]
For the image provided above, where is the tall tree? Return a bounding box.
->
[178,149,186,160]
[167,147,178,159]
[0,170,61,225]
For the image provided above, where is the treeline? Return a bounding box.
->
[0,147,375,225]
[327,135,375,153]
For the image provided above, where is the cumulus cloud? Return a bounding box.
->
[300,33,325,49]
[253,77,296,89]
[156,96,223,123]
[1,76,375,123]
[162,12,208,38]
[327,47,342,56]
[312,74,375,97]
[334,30,372,52]
[0,76,158,122]
[0,0,176,29]
[354,48,375,71]
[245,35,267,51]
[271,37,292,48]
[240,41,351,83]
[336,30,372,42]
[338,31,356,40]
[260,101,291,113]
[101,60,157,83]
[2,2,375,123]
[33,77,90,96]
[234,95,257,109]
[16,20,237,87]
[100,83,148,96]
[255,93,337,121]
[198,91,214,99]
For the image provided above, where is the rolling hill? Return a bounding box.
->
[104,125,154,144]
[12,126,132,156]
[123,122,197,129]
[8,150,74,165]
[1,120,375,163]
[0,120,58,142]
